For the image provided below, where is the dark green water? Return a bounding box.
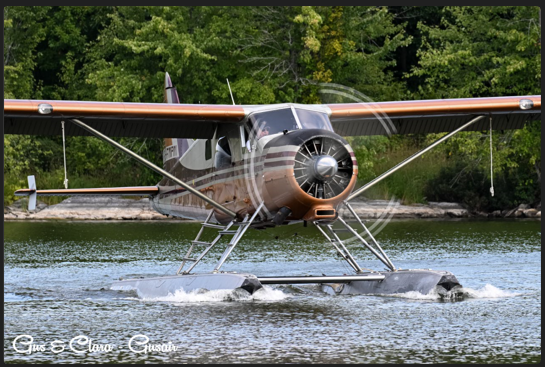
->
[4,219,541,363]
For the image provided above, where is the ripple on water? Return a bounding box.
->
[3,220,541,363]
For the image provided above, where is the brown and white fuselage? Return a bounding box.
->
[152,105,358,225]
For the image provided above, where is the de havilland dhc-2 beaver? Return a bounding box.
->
[5,73,541,298]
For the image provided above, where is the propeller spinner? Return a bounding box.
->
[294,136,353,199]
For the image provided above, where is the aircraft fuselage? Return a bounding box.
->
[151,106,358,225]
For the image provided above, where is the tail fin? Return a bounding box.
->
[27,175,37,210]
[162,72,193,170]
[163,72,180,104]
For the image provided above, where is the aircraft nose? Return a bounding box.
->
[313,155,338,180]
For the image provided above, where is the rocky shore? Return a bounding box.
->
[4,197,170,221]
[342,200,541,219]
[4,196,541,221]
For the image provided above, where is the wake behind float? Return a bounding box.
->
[111,269,462,299]
[111,201,462,299]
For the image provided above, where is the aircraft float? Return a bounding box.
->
[5,73,541,298]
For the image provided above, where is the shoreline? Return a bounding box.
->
[4,196,541,221]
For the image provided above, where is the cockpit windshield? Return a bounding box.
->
[247,108,333,142]
[248,109,298,140]
[295,109,333,131]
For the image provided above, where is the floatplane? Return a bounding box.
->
[5,73,541,298]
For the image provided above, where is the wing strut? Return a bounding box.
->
[347,115,486,202]
[69,118,237,219]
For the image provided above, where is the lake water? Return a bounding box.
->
[4,219,541,363]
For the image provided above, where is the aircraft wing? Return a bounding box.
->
[4,95,540,139]
[327,95,541,136]
[13,175,160,211]
[15,186,159,197]
[4,99,245,139]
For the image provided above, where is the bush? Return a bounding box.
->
[425,160,540,212]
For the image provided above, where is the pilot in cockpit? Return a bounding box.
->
[258,123,270,139]
[246,121,270,152]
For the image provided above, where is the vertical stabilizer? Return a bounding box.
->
[162,72,193,171]
[27,175,37,210]
[163,72,180,104]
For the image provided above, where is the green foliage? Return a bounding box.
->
[406,6,541,208]
[411,6,541,98]
[3,6,541,210]
[4,7,50,99]
[352,136,448,204]
[84,7,218,102]
[425,156,540,212]
[349,135,390,182]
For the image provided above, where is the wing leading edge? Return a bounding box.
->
[4,99,246,139]
[15,186,160,197]
[4,95,541,138]
[327,95,541,136]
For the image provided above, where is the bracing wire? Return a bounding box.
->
[489,117,494,197]
[62,121,68,189]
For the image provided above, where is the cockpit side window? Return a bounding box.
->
[243,122,253,152]
[295,109,333,131]
[214,136,232,169]
[249,109,300,140]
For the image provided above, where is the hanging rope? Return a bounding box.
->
[62,121,68,189]
[489,116,494,197]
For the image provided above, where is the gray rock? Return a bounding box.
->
[9,199,26,209]
[3,196,536,221]
[339,200,467,219]
[428,202,465,210]
[445,209,469,218]
[503,208,517,217]
[6,197,170,221]
[6,199,48,214]
[523,209,538,218]
[518,203,530,210]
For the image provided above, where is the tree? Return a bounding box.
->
[3,6,540,209]
[234,6,411,103]
[4,6,50,99]
[411,6,541,98]
[412,7,541,209]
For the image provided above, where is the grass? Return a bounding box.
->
[354,146,448,204]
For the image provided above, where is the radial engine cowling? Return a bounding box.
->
[261,129,358,222]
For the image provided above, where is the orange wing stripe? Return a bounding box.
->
[328,96,541,119]
[4,100,246,121]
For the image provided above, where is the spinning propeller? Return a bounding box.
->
[294,136,353,199]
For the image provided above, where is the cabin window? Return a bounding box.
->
[205,139,212,160]
[295,109,333,131]
[242,124,252,152]
[214,137,232,169]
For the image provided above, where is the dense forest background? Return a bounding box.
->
[4,6,541,210]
